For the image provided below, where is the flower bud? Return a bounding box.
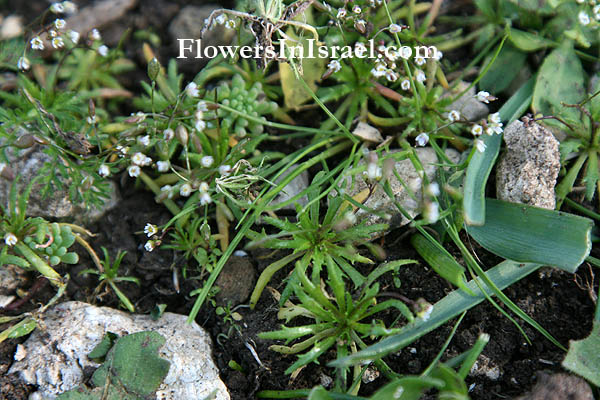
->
[175,125,188,147]
[147,57,160,81]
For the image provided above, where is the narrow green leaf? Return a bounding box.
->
[369,376,443,400]
[562,322,600,386]
[463,76,535,226]
[411,234,473,295]
[328,261,540,367]
[479,44,527,93]
[466,199,593,272]
[509,28,554,52]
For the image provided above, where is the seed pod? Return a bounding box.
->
[13,134,36,149]
[147,57,160,81]
[175,125,188,147]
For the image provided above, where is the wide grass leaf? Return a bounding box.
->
[466,199,593,273]
[463,76,535,226]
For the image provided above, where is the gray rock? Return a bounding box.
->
[169,5,233,66]
[9,301,230,400]
[0,146,119,222]
[514,373,593,400]
[336,147,460,232]
[270,164,309,211]
[0,264,28,308]
[496,120,560,209]
[65,0,137,38]
[445,82,489,121]
[352,122,383,143]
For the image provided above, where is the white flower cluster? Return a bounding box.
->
[50,1,77,14]
[363,152,382,181]
[576,0,600,25]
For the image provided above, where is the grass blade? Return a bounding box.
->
[466,198,593,273]
[463,76,535,226]
[329,261,540,368]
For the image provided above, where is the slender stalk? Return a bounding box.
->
[15,242,62,287]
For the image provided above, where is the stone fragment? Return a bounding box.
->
[514,373,593,400]
[496,120,560,209]
[270,164,310,211]
[336,147,460,233]
[214,255,255,306]
[353,122,383,143]
[445,82,489,122]
[9,301,229,400]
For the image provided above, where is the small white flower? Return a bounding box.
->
[485,127,495,136]
[434,50,443,61]
[144,240,155,252]
[54,19,66,30]
[426,182,440,197]
[68,30,80,44]
[180,183,192,197]
[137,135,150,147]
[52,37,65,49]
[219,165,232,176]
[415,56,426,66]
[215,14,226,25]
[4,233,18,246]
[401,79,411,91]
[50,2,65,13]
[355,19,367,31]
[197,101,209,112]
[61,1,77,14]
[424,201,439,224]
[201,155,214,168]
[195,119,206,132]
[90,28,101,41]
[161,185,173,198]
[98,45,109,56]
[579,10,591,25]
[364,163,382,181]
[448,110,461,122]
[576,0,585,3]
[116,145,129,155]
[475,139,486,153]
[352,5,362,13]
[31,36,44,51]
[233,250,248,257]
[225,19,236,29]
[336,8,347,18]
[389,23,403,33]
[186,82,199,97]
[144,223,158,237]
[17,57,30,71]
[476,90,491,103]
[385,70,398,82]
[488,112,501,124]
[199,181,210,192]
[328,59,342,73]
[157,161,170,172]
[594,5,600,19]
[415,132,429,147]
[471,124,483,136]
[415,70,426,83]
[132,152,147,166]
[163,128,174,141]
[370,63,387,78]
[128,165,141,177]
[98,164,110,177]
[200,191,212,205]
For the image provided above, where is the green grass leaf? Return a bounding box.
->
[328,261,540,368]
[466,199,593,272]
[463,76,535,226]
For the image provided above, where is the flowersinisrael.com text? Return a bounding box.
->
[177,38,439,61]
